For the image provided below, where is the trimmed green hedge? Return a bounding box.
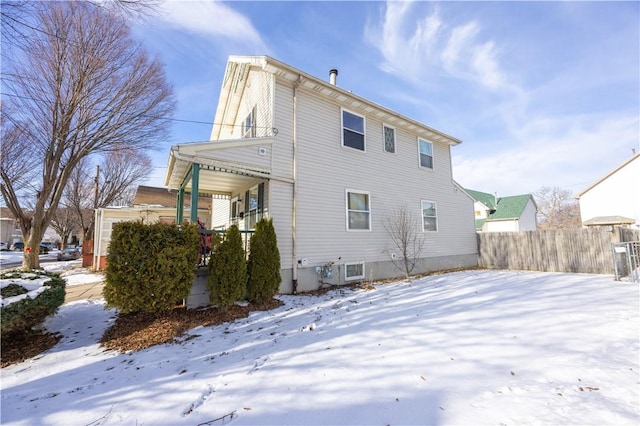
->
[1,271,66,338]
[103,221,199,313]
[208,224,246,310]
[247,218,281,304]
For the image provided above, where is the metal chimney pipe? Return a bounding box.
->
[329,69,338,85]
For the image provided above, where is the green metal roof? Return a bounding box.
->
[489,194,532,220]
[466,189,497,210]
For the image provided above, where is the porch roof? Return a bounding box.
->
[165,137,273,194]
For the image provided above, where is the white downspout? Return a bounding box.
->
[292,75,302,293]
[93,208,101,271]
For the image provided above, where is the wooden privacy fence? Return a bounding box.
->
[477,227,640,275]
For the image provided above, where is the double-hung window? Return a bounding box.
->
[342,109,365,151]
[418,138,433,169]
[383,124,395,153]
[346,190,371,231]
[422,200,438,232]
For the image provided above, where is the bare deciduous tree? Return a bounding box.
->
[534,186,582,229]
[66,149,152,243]
[384,205,426,280]
[49,207,80,249]
[0,1,175,269]
[91,0,163,18]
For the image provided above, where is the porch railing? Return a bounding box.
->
[198,229,254,267]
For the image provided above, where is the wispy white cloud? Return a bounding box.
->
[368,2,508,90]
[157,0,267,51]
[453,114,640,196]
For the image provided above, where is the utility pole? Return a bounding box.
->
[94,165,100,209]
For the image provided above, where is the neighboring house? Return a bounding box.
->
[466,189,538,232]
[0,207,63,248]
[164,55,478,298]
[0,207,18,247]
[575,152,640,228]
[92,185,211,270]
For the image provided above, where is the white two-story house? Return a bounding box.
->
[575,152,640,228]
[165,56,478,298]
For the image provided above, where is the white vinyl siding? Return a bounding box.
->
[214,70,272,140]
[383,124,396,153]
[422,200,438,232]
[342,109,365,151]
[212,197,230,229]
[578,155,640,226]
[418,138,433,169]
[274,80,477,269]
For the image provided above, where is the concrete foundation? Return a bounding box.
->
[188,254,478,308]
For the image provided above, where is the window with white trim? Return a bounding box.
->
[422,200,438,232]
[342,109,365,151]
[418,138,433,169]
[345,262,365,280]
[346,190,371,231]
[243,106,256,138]
[383,124,395,153]
[248,186,259,229]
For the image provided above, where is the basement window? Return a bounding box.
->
[345,262,365,281]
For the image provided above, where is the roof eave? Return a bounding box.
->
[221,55,462,146]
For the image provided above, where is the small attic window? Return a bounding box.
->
[243,106,256,138]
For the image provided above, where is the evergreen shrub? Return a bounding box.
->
[208,224,246,310]
[247,218,281,304]
[0,271,66,337]
[103,221,199,313]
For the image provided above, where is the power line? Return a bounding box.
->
[0,91,210,126]
[1,91,279,132]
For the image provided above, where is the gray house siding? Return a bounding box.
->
[169,57,477,297]
[274,77,476,291]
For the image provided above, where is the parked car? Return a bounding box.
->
[10,241,50,254]
[57,246,81,261]
[42,242,57,251]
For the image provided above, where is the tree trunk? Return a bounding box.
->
[23,228,45,269]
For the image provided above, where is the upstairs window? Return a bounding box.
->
[418,138,433,169]
[422,200,438,232]
[342,109,365,151]
[243,106,256,138]
[383,125,396,153]
[346,190,371,231]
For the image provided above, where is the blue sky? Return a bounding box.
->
[132,0,639,197]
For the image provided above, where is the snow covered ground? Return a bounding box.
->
[1,270,638,425]
[0,251,95,285]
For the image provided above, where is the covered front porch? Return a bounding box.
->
[166,137,275,228]
[165,138,277,307]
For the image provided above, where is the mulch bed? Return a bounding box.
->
[101,299,283,352]
[1,330,62,368]
[1,299,283,368]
